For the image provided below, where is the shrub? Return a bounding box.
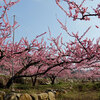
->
[92,82,100,91]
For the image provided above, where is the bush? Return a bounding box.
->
[92,82,100,91]
[14,77,25,84]
[73,83,84,92]
[73,81,100,92]
[14,84,32,90]
[0,75,10,88]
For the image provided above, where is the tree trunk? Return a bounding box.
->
[31,75,38,86]
[51,78,55,85]
[50,76,56,85]
[5,76,16,88]
[5,61,39,88]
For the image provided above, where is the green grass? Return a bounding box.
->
[0,81,100,100]
[56,91,100,100]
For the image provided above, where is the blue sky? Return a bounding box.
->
[6,0,100,43]
[8,0,65,42]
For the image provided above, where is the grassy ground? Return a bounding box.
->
[56,91,100,100]
[0,81,100,100]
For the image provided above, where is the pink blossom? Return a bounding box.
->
[95,25,99,28]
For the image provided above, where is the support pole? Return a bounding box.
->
[11,15,15,91]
